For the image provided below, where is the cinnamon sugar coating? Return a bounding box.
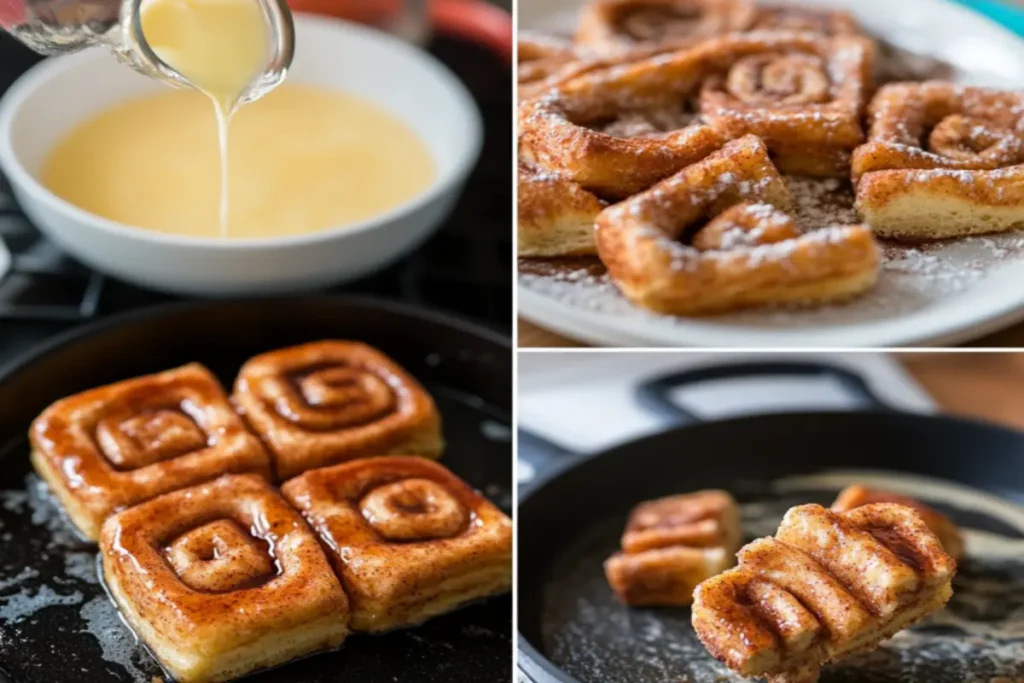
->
[697,32,875,177]
[30,363,271,541]
[692,503,956,683]
[574,0,756,57]
[232,341,443,481]
[595,135,879,315]
[852,82,1024,239]
[100,474,349,683]
[749,6,862,37]
[853,82,1024,179]
[282,457,512,633]
[520,31,872,203]
[518,161,604,256]
[832,484,965,561]
[605,490,741,606]
[519,50,728,198]
[518,36,606,102]
[622,490,741,552]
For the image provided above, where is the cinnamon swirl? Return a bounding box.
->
[574,0,755,58]
[100,474,349,683]
[697,32,875,177]
[853,82,1024,239]
[595,135,880,315]
[518,47,728,199]
[693,503,956,683]
[29,363,271,541]
[282,456,513,633]
[232,341,443,480]
[605,490,741,606]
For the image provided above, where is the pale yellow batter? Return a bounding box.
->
[140,0,273,233]
[140,0,270,112]
[42,85,436,239]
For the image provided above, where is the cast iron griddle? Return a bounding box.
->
[518,364,1024,683]
[0,297,512,683]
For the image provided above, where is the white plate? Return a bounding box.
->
[518,0,1024,348]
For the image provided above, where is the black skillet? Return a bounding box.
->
[0,296,512,683]
[518,361,1024,683]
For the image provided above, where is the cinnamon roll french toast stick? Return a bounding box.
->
[692,503,956,683]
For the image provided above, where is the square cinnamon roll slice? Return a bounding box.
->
[517,161,605,256]
[30,363,271,541]
[605,489,741,606]
[281,456,513,633]
[596,135,879,315]
[100,474,349,683]
[692,503,957,683]
[696,32,875,177]
[233,341,443,480]
[852,82,1024,239]
[518,48,729,200]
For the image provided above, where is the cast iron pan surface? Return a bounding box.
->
[0,297,512,683]
[518,363,1024,683]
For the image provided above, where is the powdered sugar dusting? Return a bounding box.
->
[518,5,1024,346]
[520,174,1024,341]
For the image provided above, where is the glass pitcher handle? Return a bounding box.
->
[1,0,122,54]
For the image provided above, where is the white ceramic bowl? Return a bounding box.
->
[0,15,483,296]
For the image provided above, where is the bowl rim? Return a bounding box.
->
[0,13,484,250]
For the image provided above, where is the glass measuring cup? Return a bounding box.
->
[3,0,294,106]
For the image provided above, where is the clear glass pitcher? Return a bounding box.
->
[0,0,294,103]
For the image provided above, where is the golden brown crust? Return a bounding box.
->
[518,36,605,102]
[517,46,730,198]
[749,6,863,37]
[517,162,604,256]
[232,341,443,481]
[520,31,872,201]
[29,363,271,541]
[519,33,575,64]
[605,489,740,606]
[595,135,880,315]
[605,546,732,606]
[855,166,1024,239]
[574,0,756,58]
[692,503,956,683]
[281,456,512,633]
[622,489,741,553]
[853,82,1024,178]
[697,32,874,177]
[832,485,965,562]
[100,474,349,683]
[852,82,1024,239]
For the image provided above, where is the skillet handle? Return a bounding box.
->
[635,361,892,424]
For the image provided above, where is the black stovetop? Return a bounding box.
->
[0,32,512,365]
